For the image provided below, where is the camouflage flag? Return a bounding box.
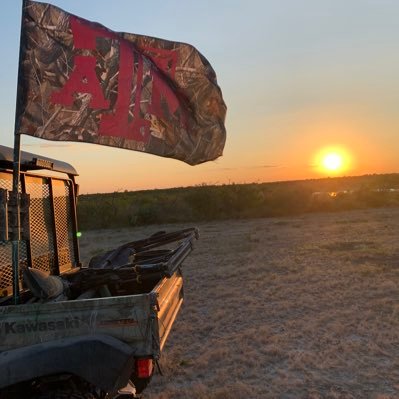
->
[16,1,226,165]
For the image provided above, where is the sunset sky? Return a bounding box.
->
[1,0,399,194]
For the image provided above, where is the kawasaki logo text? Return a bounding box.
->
[3,318,81,334]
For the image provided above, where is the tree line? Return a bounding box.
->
[77,173,399,230]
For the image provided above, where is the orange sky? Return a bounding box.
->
[22,101,398,194]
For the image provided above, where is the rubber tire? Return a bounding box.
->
[131,376,152,394]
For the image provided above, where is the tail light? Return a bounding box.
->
[135,358,153,378]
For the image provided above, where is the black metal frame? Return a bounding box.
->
[49,178,61,275]
[69,177,81,268]
[20,173,33,279]
[0,168,80,300]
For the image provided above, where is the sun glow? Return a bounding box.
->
[322,153,343,171]
[315,147,351,175]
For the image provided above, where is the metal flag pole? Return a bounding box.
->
[11,0,27,304]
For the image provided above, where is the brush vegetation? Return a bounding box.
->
[77,173,399,230]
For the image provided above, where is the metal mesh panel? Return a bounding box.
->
[0,171,77,298]
[0,172,12,191]
[25,176,56,274]
[0,241,13,293]
[0,173,27,294]
[53,179,76,271]
[0,242,27,294]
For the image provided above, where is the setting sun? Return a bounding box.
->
[315,147,351,175]
[322,153,343,171]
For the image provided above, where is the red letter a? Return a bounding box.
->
[51,56,109,109]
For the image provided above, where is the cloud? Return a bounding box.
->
[206,167,237,172]
[248,164,280,169]
[208,164,282,172]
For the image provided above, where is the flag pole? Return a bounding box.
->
[11,0,27,305]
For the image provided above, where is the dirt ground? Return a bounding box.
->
[79,208,399,399]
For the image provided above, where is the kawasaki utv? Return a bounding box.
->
[0,145,197,398]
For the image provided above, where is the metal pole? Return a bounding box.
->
[11,0,27,304]
[11,140,21,305]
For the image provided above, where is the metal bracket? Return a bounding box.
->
[0,189,8,242]
[0,190,30,242]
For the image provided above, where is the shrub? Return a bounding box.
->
[77,175,399,230]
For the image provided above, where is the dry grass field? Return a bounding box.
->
[79,208,399,399]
